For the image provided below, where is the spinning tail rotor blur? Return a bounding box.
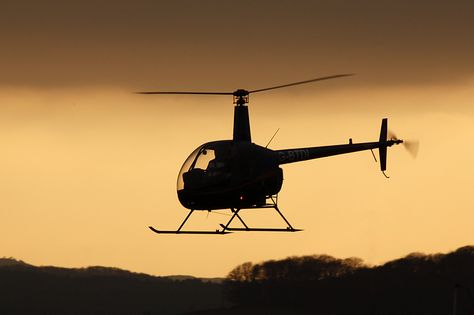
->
[388,131,419,158]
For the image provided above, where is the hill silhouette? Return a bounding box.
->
[224,246,474,315]
[3,246,474,315]
[0,258,227,314]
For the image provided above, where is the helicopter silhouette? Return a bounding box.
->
[138,74,403,234]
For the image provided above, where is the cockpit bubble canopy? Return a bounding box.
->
[177,141,233,191]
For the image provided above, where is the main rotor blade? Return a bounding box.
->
[248,73,354,94]
[136,91,232,95]
[136,73,353,96]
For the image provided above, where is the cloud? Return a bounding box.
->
[1,0,473,88]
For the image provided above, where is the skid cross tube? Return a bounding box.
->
[231,208,249,229]
[177,209,194,232]
[219,196,302,232]
[269,196,296,230]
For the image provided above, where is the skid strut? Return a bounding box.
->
[148,195,301,234]
[220,197,301,232]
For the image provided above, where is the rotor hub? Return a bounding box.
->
[233,89,249,106]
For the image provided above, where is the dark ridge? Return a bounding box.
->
[0,258,228,315]
[223,246,474,315]
[0,257,32,268]
[3,246,474,315]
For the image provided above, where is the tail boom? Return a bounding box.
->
[277,141,399,165]
[277,118,402,172]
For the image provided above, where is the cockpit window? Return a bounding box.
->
[193,148,216,171]
[177,145,216,190]
[177,142,231,191]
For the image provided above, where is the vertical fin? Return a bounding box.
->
[379,118,388,171]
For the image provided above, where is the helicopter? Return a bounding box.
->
[138,74,404,234]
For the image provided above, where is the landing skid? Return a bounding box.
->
[220,225,301,232]
[148,226,230,235]
[148,209,230,235]
[148,196,302,234]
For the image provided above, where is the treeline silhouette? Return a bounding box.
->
[2,246,474,315]
[0,258,227,315]
[224,246,474,315]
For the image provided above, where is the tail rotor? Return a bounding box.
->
[388,131,419,158]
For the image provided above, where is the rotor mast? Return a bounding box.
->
[232,89,251,142]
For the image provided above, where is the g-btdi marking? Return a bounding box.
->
[278,149,310,163]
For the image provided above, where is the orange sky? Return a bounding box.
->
[1,0,474,277]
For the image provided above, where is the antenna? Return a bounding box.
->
[265,128,280,148]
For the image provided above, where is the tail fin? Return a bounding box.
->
[379,118,388,171]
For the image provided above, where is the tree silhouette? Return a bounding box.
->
[225,246,474,315]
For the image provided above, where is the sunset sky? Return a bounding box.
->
[1,0,474,277]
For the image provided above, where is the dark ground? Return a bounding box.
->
[2,245,474,315]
